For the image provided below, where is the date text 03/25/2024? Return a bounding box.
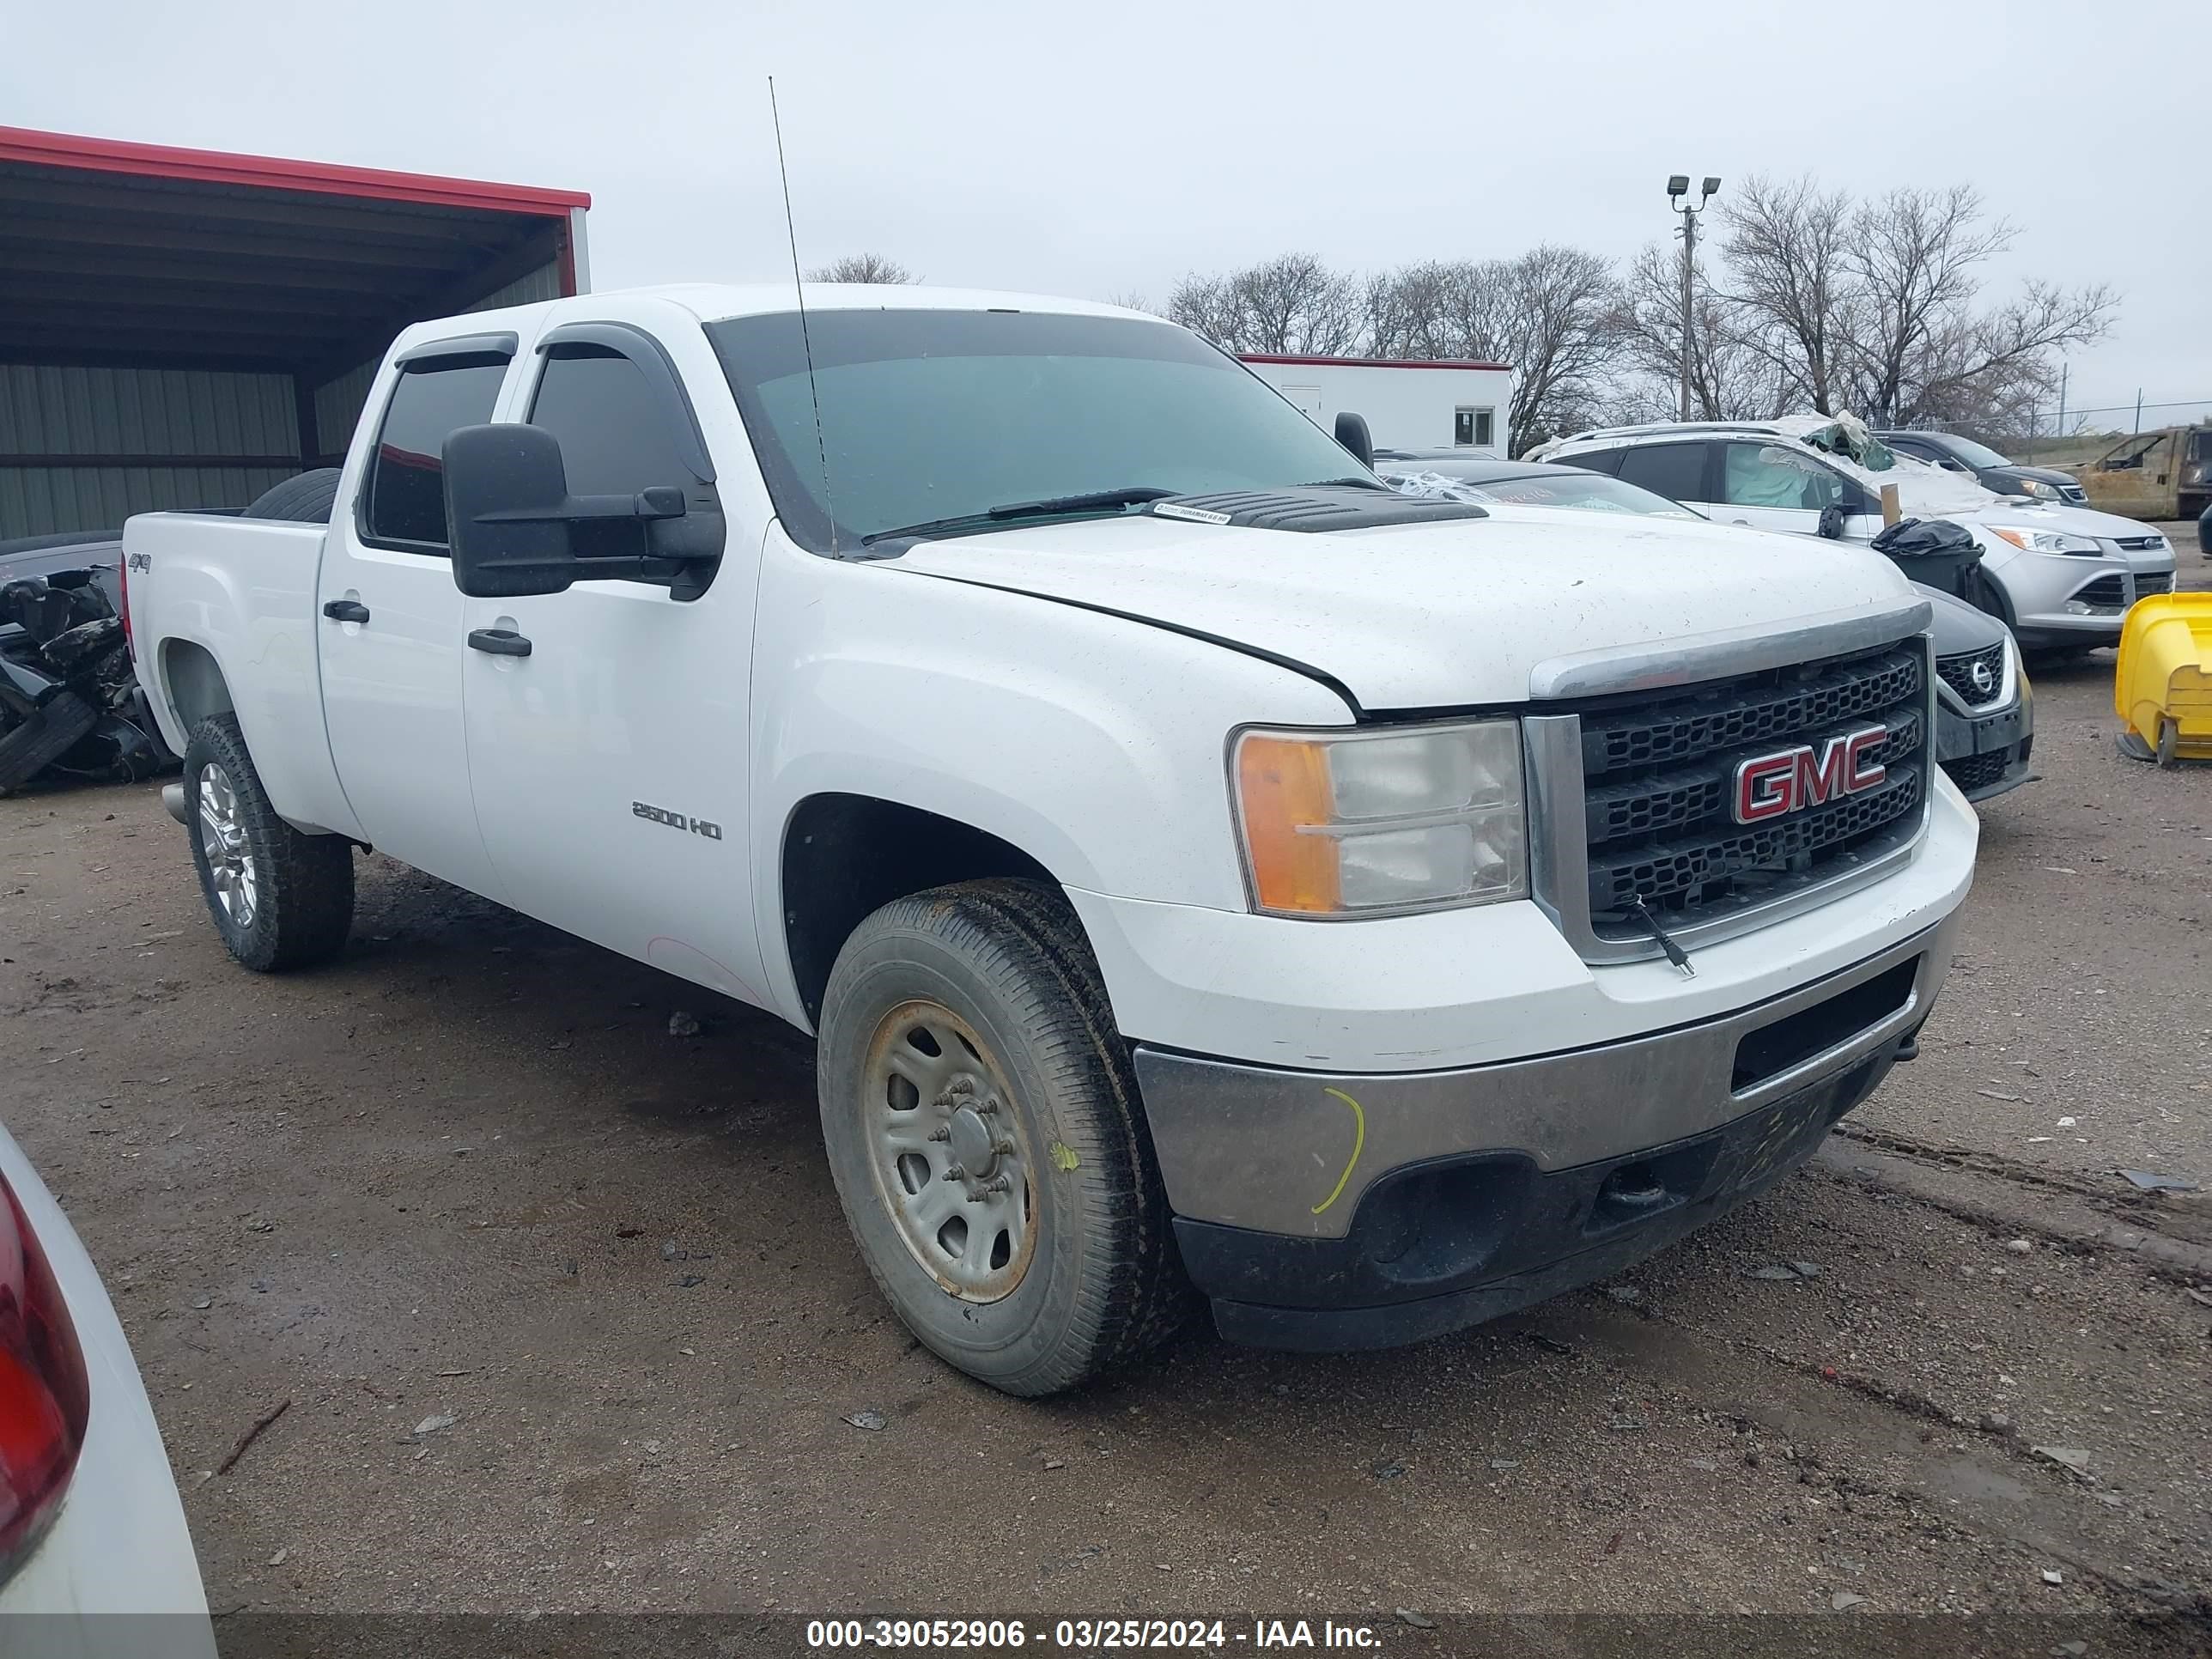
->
[805,1619,1389,1650]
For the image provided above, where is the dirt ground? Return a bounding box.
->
[3,543,2208,1655]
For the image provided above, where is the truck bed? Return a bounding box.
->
[123,512,359,840]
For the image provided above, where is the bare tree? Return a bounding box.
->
[1717,176,1856,414]
[1843,186,2113,425]
[1678,179,2114,428]
[1364,247,1620,453]
[1166,254,1363,356]
[1614,242,1781,422]
[805,253,918,284]
[1103,289,1154,315]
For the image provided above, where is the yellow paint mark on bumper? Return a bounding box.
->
[1310,1087,1366,1215]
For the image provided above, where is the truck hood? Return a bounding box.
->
[890,511,1917,711]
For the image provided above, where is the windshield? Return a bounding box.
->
[1936,434,2013,469]
[705,309,1373,550]
[1387,467,1701,519]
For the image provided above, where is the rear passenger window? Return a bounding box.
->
[1617,443,1708,504]
[362,361,507,550]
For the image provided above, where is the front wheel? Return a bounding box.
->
[183,714,355,971]
[816,879,1191,1395]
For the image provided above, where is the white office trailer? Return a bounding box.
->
[1240,355,1516,458]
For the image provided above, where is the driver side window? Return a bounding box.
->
[1722,443,1846,511]
[528,347,695,568]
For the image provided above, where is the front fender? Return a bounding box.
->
[748,531,1351,1017]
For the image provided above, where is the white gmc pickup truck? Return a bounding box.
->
[123,284,1976,1395]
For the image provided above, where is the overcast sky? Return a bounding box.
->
[9,0,2202,427]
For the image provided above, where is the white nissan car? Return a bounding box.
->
[0,1121,213,1657]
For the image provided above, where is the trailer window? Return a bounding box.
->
[1454,407,1495,447]
[361,362,507,550]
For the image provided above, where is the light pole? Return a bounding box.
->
[1668,174,1721,422]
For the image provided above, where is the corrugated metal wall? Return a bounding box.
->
[0,363,299,538]
[2,258,569,541]
[309,259,567,463]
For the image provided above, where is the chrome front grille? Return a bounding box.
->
[1527,625,1936,967]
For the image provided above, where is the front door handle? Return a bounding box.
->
[467,627,532,658]
[323,599,370,624]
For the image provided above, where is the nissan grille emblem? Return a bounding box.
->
[1969,658,1996,696]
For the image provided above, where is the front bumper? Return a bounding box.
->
[1934,691,2033,803]
[1134,914,1957,1351]
[2004,553,2178,647]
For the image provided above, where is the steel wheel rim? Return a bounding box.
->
[861,1000,1037,1304]
[197,761,258,929]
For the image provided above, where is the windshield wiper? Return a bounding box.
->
[1304,476,1392,491]
[861,486,1177,546]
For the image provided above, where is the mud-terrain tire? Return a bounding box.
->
[240,469,341,524]
[0,690,98,795]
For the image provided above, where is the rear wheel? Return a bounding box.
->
[184,714,354,970]
[816,878,1190,1395]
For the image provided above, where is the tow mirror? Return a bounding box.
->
[1817,502,1848,539]
[1334,410,1375,470]
[443,424,715,600]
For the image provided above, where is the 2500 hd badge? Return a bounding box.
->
[632,800,723,841]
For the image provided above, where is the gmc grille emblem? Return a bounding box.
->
[1733,726,1887,823]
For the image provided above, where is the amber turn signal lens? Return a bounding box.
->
[1236,735,1341,914]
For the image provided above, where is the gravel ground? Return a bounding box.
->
[2,540,2207,1654]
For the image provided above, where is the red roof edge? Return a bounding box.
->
[1241,353,1515,373]
[0,125,590,216]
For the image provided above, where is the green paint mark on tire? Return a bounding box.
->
[1048,1140,1080,1173]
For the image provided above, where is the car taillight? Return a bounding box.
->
[118,556,133,660]
[0,1173,88,1576]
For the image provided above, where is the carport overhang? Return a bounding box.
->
[0,125,589,466]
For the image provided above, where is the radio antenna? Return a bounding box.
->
[769,76,837,555]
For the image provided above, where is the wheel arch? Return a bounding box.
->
[779,792,1065,1028]
[160,637,237,735]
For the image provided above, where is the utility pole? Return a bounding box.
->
[2134,387,2143,434]
[2056,362,2068,437]
[1668,175,1721,421]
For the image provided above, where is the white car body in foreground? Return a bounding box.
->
[120,284,1973,1390]
[0,1124,213,1659]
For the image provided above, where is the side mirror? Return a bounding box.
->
[443,424,710,600]
[1817,502,1848,539]
[1334,411,1374,470]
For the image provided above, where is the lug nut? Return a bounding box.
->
[992,1138,1015,1157]
[943,1164,966,1182]
[927,1126,950,1142]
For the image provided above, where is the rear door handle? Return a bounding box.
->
[322,599,370,624]
[467,627,532,658]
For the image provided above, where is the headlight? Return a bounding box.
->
[1986,526,2103,556]
[2019,479,2060,499]
[1233,720,1528,916]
